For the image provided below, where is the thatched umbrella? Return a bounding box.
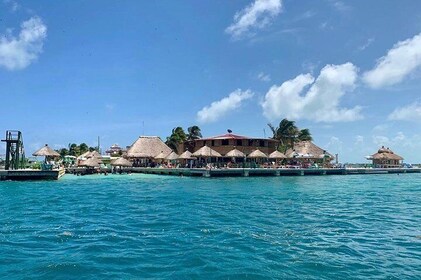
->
[179,150,195,160]
[111,157,132,167]
[192,146,222,157]
[155,151,168,160]
[166,151,179,161]
[248,149,268,158]
[80,157,101,167]
[225,148,245,158]
[269,150,286,159]
[33,144,60,157]
[126,152,149,158]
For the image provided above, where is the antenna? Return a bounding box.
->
[263,128,266,138]
[97,136,100,154]
[142,121,145,136]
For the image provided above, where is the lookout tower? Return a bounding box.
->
[1,130,25,170]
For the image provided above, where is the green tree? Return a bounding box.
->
[268,119,299,152]
[187,125,202,141]
[68,143,80,156]
[297,128,313,142]
[166,127,187,153]
[79,143,89,155]
[57,148,69,157]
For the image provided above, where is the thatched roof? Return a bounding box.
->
[285,141,333,159]
[192,145,222,157]
[166,151,179,160]
[225,148,245,158]
[80,157,101,167]
[33,144,60,157]
[371,146,403,160]
[126,136,172,158]
[78,150,101,160]
[269,150,287,159]
[155,151,170,160]
[111,157,132,167]
[179,150,195,160]
[248,149,268,158]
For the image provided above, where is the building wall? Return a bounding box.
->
[188,139,278,156]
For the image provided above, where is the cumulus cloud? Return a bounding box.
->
[225,0,282,39]
[0,16,47,70]
[261,62,363,122]
[197,89,254,123]
[388,102,421,121]
[363,33,421,88]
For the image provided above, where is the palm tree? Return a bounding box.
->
[187,125,202,141]
[165,127,187,153]
[297,129,313,142]
[268,118,299,152]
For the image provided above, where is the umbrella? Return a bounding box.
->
[80,157,101,167]
[166,152,179,161]
[225,148,245,158]
[179,150,196,160]
[126,152,149,158]
[269,150,286,159]
[111,157,132,167]
[248,149,268,158]
[33,144,60,157]
[192,146,222,157]
[155,151,169,160]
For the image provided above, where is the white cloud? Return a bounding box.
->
[363,33,421,88]
[225,0,282,39]
[358,37,374,51]
[326,136,343,154]
[261,62,363,122]
[3,0,20,12]
[388,102,421,122]
[0,16,47,70]
[197,89,254,123]
[257,72,271,82]
[329,1,351,12]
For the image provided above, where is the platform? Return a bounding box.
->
[0,168,65,181]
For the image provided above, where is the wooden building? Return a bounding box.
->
[369,146,403,168]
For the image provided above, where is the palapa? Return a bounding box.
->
[165,151,179,160]
[248,149,268,158]
[269,150,286,159]
[80,157,101,167]
[126,136,172,158]
[111,157,132,167]
[155,151,169,160]
[33,144,60,157]
[285,141,333,160]
[192,145,222,157]
[225,148,245,158]
[179,150,195,160]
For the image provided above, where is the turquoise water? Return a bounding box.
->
[0,174,420,279]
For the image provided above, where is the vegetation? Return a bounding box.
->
[55,143,98,157]
[268,118,313,152]
[166,125,202,153]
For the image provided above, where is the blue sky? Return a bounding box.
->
[0,0,420,163]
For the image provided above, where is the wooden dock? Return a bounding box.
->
[0,168,65,181]
[127,167,421,177]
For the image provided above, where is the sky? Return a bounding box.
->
[0,0,420,163]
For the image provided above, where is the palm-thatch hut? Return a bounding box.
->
[269,150,287,159]
[166,151,179,161]
[126,136,172,167]
[33,144,60,158]
[368,146,403,168]
[248,149,268,158]
[179,150,195,160]
[154,151,170,162]
[285,141,333,167]
[111,157,132,167]
[192,145,222,157]
[79,157,101,168]
[225,148,245,158]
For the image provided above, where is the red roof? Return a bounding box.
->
[199,133,276,141]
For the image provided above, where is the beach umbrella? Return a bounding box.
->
[111,157,132,167]
[248,149,268,158]
[225,148,245,158]
[33,144,60,157]
[155,151,169,160]
[192,145,222,157]
[80,157,101,167]
[269,150,286,159]
[166,151,179,161]
[179,150,196,160]
[126,152,149,158]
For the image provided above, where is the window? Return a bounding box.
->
[211,140,215,146]
[248,140,253,146]
[236,139,242,146]
[259,140,265,147]
[222,139,229,146]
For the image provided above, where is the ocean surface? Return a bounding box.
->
[0,173,420,279]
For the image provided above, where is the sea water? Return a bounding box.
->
[0,173,420,279]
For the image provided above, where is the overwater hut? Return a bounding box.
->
[368,146,403,168]
[154,151,170,163]
[126,136,172,167]
[166,151,179,161]
[192,145,222,167]
[33,144,61,170]
[178,150,196,168]
[285,141,333,167]
[111,157,132,173]
[269,150,287,167]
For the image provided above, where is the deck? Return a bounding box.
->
[0,168,65,181]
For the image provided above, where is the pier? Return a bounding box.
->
[0,168,65,181]
[127,167,421,177]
